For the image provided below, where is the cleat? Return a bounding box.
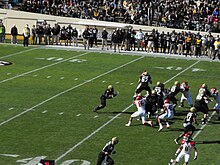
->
[166,125,170,129]
[174,139,179,144]
[158,126,163,132]
[125,123,130,127]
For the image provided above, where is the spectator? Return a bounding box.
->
[23,24,30,47]
[11,24,18,44]
[101,28,108,50]
[0,22,5,43]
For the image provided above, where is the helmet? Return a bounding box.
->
[174,81,180,86]
[210,87,217,95]
[108,85,113,90]
[201,83,207,88]
[190,107,196,113]
[151,90,156,95]
[136,94,142,100]
[164,99,170,104]
[157,81,161,86]
[112,137,119,144]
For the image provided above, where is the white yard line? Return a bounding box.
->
[193,111,216,139]
[54,60,201,163]
[1,47,40,59]
[0,52,89,84]
[0,55,145,127]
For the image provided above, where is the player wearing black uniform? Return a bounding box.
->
[135,70,152,96]
[166,81,181,107]
[174,107,198,144]
[96,137,119,165]
[145,90,158,117]
[153,81,166,110]
[93,85,118,112]
[194,84,211,124]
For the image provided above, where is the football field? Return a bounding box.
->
[0,44,220,165]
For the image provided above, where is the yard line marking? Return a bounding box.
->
[0,55,145,127]
[164,60,200,84]
[54,60,201,162]
[193,111,216,139]
[0,52,89,84]
[1,47,40,59]
[55,104,133,162]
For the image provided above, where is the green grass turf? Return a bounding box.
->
[0,45,219,165]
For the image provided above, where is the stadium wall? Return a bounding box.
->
[0,8,217,36]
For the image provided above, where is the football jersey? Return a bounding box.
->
[102,141,115,154]
[140,74,151,85]
[134,98,146,112]
[180,140,196,154]
[163,103,174,115]
[184,112,196,124]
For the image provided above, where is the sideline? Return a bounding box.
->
[0,55,145,127]
[0,52,89,84]
[54,60,201,163]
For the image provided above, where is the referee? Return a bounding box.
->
[96,137,119,165]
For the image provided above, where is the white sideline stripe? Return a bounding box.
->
[55,104,133,162]
[0,55,145,127]
[0,52,89,84]
[54,60,201,162]
[193,111,216,139]
[1,47,39,59]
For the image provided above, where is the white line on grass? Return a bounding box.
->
[1,47,40,59]
[0,52,89,84]
[0,55,145,127]
[54,60,201,163]
[193,111,216,139]
[55,104,133,162]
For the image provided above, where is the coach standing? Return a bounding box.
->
[23,24,30,47]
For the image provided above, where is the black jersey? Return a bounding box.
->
[102,141,115,154]
[103,89,116,99]
[184,112,196,124]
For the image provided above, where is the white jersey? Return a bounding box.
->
[196,87,206,100]
[159,103,174,119]
[134,98,146,112]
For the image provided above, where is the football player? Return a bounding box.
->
[145,90,158,118]
[157,99,174,131]
[125,94,153,127]
[179,81,193,108]
[166,81,181,107]
[174,107,198,144]
[153,81,166,110]
[96,137,119,165]
[210,87,220,120]
[194,84,211,124]
[93,85,118,112]
[134,70,152,97]
[169,136,198,165]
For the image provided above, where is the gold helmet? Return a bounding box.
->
[151,90,156,95]
[174,81,180,86]
[108,85,113,90]
[201,83,207,88]
[157,81,161,86]
[190,107,196,113]
[112,137,119,144]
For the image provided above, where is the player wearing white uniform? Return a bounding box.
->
[210,87,220,120]
[125,94,153,127]
[179,82,193,108]
[169,137,198,165]
[158,99,174,131]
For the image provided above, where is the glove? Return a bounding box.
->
[194,156,197,160]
